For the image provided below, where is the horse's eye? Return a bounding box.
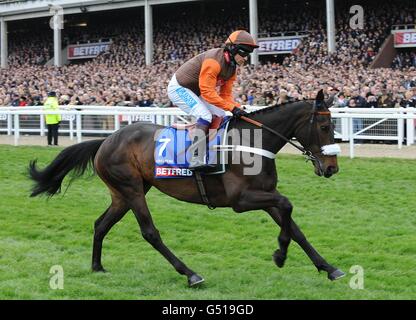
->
[320,125,330,132]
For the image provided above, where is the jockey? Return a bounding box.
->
[167,30,259,170]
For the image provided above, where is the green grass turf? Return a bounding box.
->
[0,144,415,299]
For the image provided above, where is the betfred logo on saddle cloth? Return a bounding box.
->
[155,167,193,177]
[154,117,230,178]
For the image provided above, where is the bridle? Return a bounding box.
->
[240,100,338,175]
[305,99,332,175]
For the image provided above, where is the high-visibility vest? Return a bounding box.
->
[44,97,61,125]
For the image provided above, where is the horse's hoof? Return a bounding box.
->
[188,274,204,287]
[272,250,286,268]
[92,265,107,273]
[328,269,346,281]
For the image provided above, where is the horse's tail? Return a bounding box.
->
[29,139,105,197]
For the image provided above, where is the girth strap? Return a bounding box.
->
[194,172,216,210]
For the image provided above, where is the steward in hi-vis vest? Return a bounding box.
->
[44,91,61,146]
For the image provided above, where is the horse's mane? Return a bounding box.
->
[247,99,314,117]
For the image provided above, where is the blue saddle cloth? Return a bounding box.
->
[154,118,230,178]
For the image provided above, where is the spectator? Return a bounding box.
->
[44,91,61,146]
[138,94,153,107]
[33,96,43,106]
[19,96,28,107]
[377,89,394,108]
[366,93,379,108]
[394,94,405,108]
[333,92,347,108]
[237,94,249,105]
[277,89,289,105]
[264,92,278,106]
[11,94,20,107]
[403,90,416,108]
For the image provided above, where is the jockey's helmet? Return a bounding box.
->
[225,30,259,57]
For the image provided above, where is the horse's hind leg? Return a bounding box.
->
[265,207,345,281]
[92,194,129,272]
[128,187,204,287]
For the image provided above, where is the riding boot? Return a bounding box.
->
[189,121,214,171]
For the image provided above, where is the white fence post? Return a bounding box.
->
[398,117,403,149]
[40,114,45,136]
[14,114,20,146]
[7,113,12,135]
[114,113,120,131]
[69,115,74,140]
[348,116,354,159]
[76,113,82,143]
[341,117,349,141]
[406,108,414,146]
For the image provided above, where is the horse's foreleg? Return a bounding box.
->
[129,192,204,287]
[233,190,292,269]
[92,196,129,272]
[265,207,345,281]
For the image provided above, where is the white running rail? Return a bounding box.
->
[0,106,415,158]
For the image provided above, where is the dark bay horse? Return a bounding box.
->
[29,90,345,286]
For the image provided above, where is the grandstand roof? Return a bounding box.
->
[0,0,200,21]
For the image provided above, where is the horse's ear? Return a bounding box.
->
[315,89,325,110]
[315,89,325,102]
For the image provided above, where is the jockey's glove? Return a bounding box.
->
[231,106,248,118]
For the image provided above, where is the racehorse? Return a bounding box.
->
[28,89,345,286]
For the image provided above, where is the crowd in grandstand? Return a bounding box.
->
[0,0,415,109]
[392,51,416,69]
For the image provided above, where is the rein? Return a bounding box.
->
[240,115,317,162]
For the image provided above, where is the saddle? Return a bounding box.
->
[154,116,230,178]
[171,116,224,141]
